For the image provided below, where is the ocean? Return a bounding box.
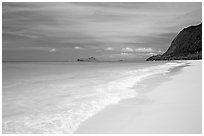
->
[2,61,187,133]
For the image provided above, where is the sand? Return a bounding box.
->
[75,60,202,134]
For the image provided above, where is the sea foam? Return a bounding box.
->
[2,61,187,133]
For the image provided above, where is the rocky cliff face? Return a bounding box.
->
[146,23,202,61]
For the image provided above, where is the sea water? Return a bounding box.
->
[2,61,187,133]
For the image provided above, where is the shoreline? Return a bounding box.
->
[75,60,202,134]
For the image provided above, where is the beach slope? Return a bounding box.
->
[76,61,202,134]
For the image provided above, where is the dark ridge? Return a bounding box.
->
[146,23,202,61]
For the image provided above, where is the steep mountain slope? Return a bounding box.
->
[147,23,202,61]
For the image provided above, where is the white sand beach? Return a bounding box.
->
[3,2,202,134]
[76,60,202,134]
[2,61,202,134]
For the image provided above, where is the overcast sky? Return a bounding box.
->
[2,2,202,61]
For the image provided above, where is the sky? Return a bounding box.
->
[2,2,202,61]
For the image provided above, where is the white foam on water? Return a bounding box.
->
[2,62,188,134]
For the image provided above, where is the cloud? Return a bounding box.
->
[133,48,163,56]
[121,47,161,54]
[134,48,154,52]
[105,47,114,51]
[121,47,134,52]
[49,48,56,52]
[74,46,83,50]
[146,52,157,56]
[2,3,201,61]
[121,52,129,56]
[109,52,134,58]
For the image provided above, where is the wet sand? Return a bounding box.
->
[76,60,202,134]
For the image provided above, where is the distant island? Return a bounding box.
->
[146,23,202,61]
[77,57,127,62]
[77,57,99,62]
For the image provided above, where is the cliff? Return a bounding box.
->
[146,23,202,61]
